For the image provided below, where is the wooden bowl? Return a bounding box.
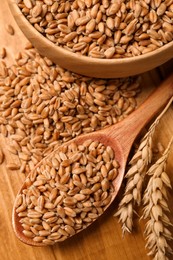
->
[8,0,173,78]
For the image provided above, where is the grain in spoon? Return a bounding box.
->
[12,73,173,246]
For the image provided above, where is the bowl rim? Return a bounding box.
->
[10,0,173,66]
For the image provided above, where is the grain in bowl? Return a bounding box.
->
[16,0,173,59]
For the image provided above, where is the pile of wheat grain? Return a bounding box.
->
[17,0,173,58]
[0,45,141,174]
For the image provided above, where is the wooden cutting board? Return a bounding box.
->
[0,1,173,260]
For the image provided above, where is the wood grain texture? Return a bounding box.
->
[0,1,173,260]
[7,0,173,78]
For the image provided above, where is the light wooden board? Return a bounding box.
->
[0,1,173,260]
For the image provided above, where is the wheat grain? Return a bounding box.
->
[15,140,119,244]
[114,97,173,234]
[5,25,15,36]
[0,48,6,59]
[0,47,141,175]
[6,163,20,170]
[142,137,173,259]
[17,0,173,58]
[0,147,4,165]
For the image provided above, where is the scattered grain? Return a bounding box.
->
[6,163,20,170]
[0,47,141,175]
[6,24,15,35]
[0,48,6,59]
[0,147,4,164]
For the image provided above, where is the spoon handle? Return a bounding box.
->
[107,72,173,158]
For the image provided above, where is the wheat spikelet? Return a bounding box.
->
[142,137,173,260]
[114,97,173,234]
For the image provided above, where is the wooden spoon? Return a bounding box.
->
[12,73,173,246]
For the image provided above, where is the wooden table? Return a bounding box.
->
[0,1,173,260]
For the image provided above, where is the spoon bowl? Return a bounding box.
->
[12,73,173,246]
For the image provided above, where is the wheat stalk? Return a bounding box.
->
[142,137,173,260]
[114,96,173,234]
